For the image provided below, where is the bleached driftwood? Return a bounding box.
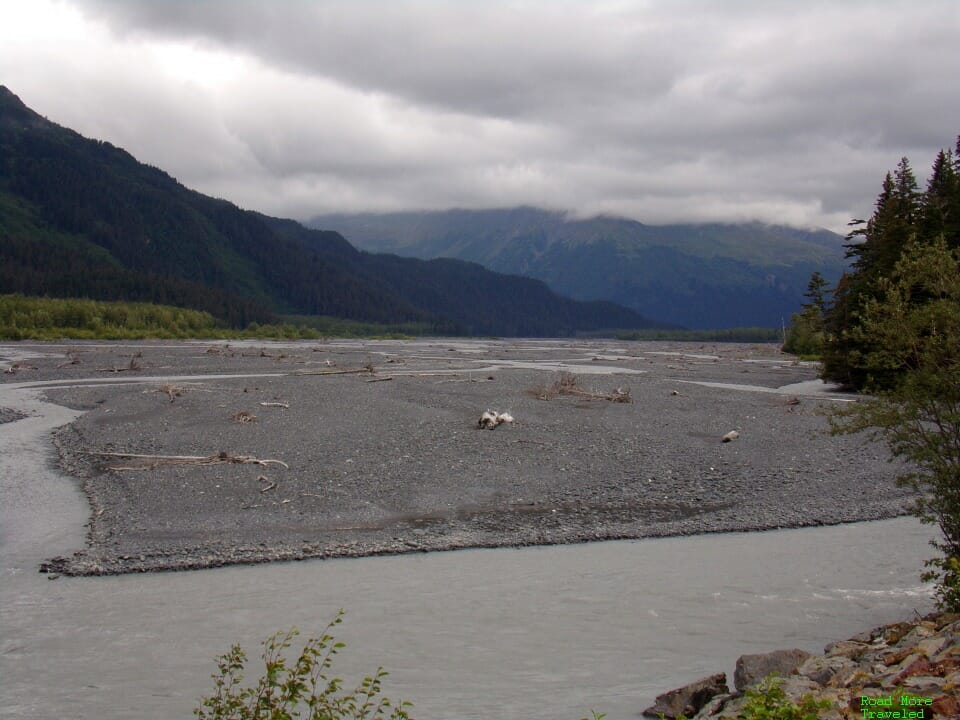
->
[157,384,183,402]
[56,354,81,368]
[3,362,37,374]
[295,367,374,376]
[529,372,632,403]
[478,410,514,430]
[258,401,290,408]
[82,450,289,470]
[98,356,142,373]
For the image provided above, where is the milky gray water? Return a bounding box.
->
[0,360,937,720]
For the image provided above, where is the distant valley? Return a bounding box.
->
[310,208,849,329]
[0,87,667,337]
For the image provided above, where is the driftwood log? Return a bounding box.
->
[81,450,289,471]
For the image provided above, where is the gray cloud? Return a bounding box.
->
[2,0,959,231]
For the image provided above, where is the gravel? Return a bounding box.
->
[1,338,913,576]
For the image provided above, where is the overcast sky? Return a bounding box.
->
[2,0,958,233]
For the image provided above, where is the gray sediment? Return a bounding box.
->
[0,339,913,576]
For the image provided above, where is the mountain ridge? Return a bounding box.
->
[309,207,849,329]
[0,86,669,336]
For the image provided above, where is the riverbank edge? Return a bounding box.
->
[37,504,912,577]
[646,610,960,719]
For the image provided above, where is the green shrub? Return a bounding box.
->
[738,675,830,720]
[194,611,411,720]
[671,674,829,720]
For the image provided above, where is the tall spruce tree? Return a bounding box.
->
[822,141,960,389]
[920,148,960,247]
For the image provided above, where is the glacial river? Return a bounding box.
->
[0,361,937,720]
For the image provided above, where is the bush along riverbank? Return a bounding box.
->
[644,611,959,719]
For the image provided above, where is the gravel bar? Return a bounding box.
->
[1,338,913,576]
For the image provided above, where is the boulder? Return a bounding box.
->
[734,648,812,691]
[796,654,856,686]
[823,639,869,660]
[642,672,729,719]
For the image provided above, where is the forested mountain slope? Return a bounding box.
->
[0,87,667,335]
[311,208,849,328]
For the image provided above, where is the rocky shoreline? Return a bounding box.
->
[1,338,917,577]
[645,611,960,719]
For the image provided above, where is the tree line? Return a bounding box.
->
[784,134,960,611]
[784,135,960,380]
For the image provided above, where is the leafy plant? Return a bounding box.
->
[194,611,411,720]
[670,675,830,720]
[738,676,831,720]
[829,238,960,611]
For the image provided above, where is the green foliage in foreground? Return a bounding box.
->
[736,676,830,720]
[0,294,427,340]
[194,612,411,720]
[829,238,960,611]
[672,675,829,720]
[196,613,606,720]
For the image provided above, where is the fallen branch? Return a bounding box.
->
[436,376,495,384]
[294,367,375,376]
[98,357,142,373]
[56,354,81,368]
[528,372,632,403]
[3,362,37,374]
[158,384,183,402]
[259,401,290,408]
[365,376,393,383]
[258,475,277,493]
[82,450,289,469]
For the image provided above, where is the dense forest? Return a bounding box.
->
[784,135,960,388]
[0,86,667,337]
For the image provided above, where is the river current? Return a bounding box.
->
[0,356,937,720]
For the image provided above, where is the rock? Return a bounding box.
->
[768,675,822,703]
[721,430,740,443]
[796,654,856,686]
[899,624,937,647]
[883,647,916,666]
[824,639,870,660]
[933,694,960,717]
[689,692,734,718]
[932,613,960,630]
[649,611,960,720]
[642,672,729,719]
[883,621,916,644]
[916,634,948,658]
[734,648,812,691]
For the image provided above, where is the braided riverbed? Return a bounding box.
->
[0,339,936,718]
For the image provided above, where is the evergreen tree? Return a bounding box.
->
[920,148,960,247]
[801,271,830,314]
[823,139,960,389]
